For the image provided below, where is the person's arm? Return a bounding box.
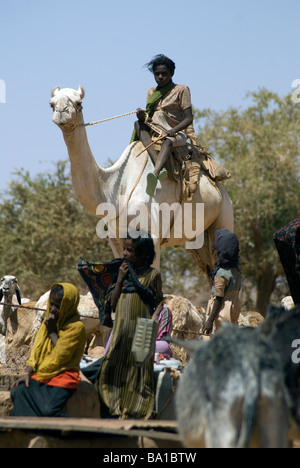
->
[203,297,223,335]
[44,315,59,347]
[203,275,227,335]
[167,107,193,137]
[152,303,163,321]
[136,108,147,121]
[111,261,129,311]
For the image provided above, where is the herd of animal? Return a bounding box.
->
[1,274,300,448]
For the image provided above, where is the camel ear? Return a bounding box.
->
[51,87,60,97]
[16,285,22,305]
[78,86,85,99]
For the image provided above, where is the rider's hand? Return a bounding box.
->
[167,128,177,138]
[136,108,147,122]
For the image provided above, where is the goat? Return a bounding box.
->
[0,276,22,336]
[166,308,300,448]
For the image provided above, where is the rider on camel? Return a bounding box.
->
[132,54,194,197]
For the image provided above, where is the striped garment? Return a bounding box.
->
[157,306,173,340]
[95,268,163,420]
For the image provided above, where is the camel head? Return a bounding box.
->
[50,86,85,130]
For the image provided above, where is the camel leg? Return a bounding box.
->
[187,183,234,279]
[188,229,215,279]
[152,237,161,269]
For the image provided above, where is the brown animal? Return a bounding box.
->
[164,295,205,364]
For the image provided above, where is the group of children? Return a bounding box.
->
[9,53,299,421]
[10,218,299,420]
[10,228,242,420]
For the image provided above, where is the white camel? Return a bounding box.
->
[50,86,234,276]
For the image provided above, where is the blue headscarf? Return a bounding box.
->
[211,229,241,279]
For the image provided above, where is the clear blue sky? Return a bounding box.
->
[0,0,299,193]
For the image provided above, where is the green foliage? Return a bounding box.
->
[0,161,111,299]
[194,88,300,312]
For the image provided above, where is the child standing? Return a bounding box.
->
[203,229,242,335]
[95,231,163,420]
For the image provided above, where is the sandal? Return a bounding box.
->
[146,172,158,196]
[158,168,168,181]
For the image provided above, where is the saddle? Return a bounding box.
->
[151,134,231,201]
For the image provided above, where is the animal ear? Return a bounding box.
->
[78,86,85,99]
[16,285,22,305]
[51,87,60,97]
[0,288,3,303]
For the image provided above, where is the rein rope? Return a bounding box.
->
[80,109,138,127]
[0,302,46,312]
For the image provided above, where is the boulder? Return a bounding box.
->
[0,391,13,417]
[63,373,101,418]
[238,311,264,328]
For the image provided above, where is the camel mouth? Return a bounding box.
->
[52,117,71,128]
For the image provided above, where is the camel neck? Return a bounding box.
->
[61,122,105,214]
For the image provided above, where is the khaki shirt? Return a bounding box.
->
[147,84,192,134]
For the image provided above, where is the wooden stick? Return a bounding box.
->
[136,134,168,158]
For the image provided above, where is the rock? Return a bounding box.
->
[0,391,13,417]
[63,373,101,418]
[238,311,264,328]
